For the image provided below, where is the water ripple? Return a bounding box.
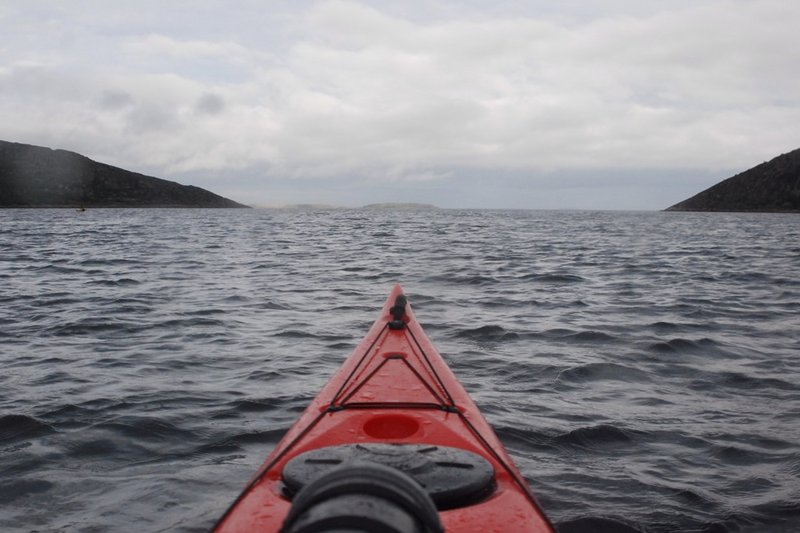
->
[2,208,799,532]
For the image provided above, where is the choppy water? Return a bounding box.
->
[1,208,799,532]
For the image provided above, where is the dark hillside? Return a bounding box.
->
[666,148,800,212]
[0,140,248,208]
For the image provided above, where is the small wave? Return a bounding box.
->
[45,318,146,337]
[554,424,643,448]
[181,308,226,317]
[64,438,122,458]
[535,328,616,343]
[32,264,83,274]
[689,371,797,394]
[243,369,282,382]
[38,399,126,426]
[327,341,355,350]
[630,396,674,407]
[724,271,771,282]
[563,330,617,342]
[250,263,280,271]
[161,317,226,328]
[77,258,140,267]
[556,363,650,384]
[492,425,555,452]
[749,435,796,451]
[257,300,293,310]
[0,415,56,443]
[670,486,715,506]
[93,416,197,442]
[425,273,498,286]
[93,356,136,369]
[750,502,800,532]
[40,295,82,306]
[0,479,54,505]
[227,398,284,413]
[711,444,765,466]
[453,325,519,342]
[43,403,85,418]
[452,274,499,285]
[697,507,799,533]
[273,329,318,339]
[36,356,68,364]
[646,337,723,354]
[521,272,585,283]
[32,371,85,386]
[557,516,644,533]
[225,428,287,445]
[110,304,153,315]
[86,278,141,287]
[541,328,576,338]
[222,294,249,303]
[719,371,797,391]
[782,457,800,488]
[650,321,679,331]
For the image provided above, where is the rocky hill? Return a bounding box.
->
[666,148,800,212]
[0,140,248,208]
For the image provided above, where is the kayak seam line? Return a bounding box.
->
[337,355,448,407]
[403,313,555,527]
[396,356,448,405]
[405,325,457,407]
[326,402,459,413]
[456,411,557,531]
[402,310,555,526]
[336,353,397,405]
[330,323,389,405]
[210,409,328,532]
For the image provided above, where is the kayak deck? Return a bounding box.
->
[214,285,553,532]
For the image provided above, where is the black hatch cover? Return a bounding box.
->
[281,443,496,510]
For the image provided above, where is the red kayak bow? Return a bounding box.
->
[214,285,554,532]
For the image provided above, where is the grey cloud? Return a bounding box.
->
[98,89,134,110]
[196,93,225,115]
[125,103,179,135]
[1,1,799,209]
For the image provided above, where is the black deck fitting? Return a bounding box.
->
[388,294,407,330]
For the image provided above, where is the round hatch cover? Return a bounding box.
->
[282,443,496,510]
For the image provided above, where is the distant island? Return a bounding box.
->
[666,148,800,212]
[361,203,439,210]
[0,140,248,208]
[263,203,343,210]
[256,203,440,210]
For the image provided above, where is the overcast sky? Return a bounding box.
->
[2,1,799,209]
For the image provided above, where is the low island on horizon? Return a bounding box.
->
[0,140,248,208]
[255,202,440,210]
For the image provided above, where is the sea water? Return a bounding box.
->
[1,208,798,532]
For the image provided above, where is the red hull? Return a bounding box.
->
[214,285,554,532]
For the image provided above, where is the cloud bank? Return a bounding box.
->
[1,0,798,207]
